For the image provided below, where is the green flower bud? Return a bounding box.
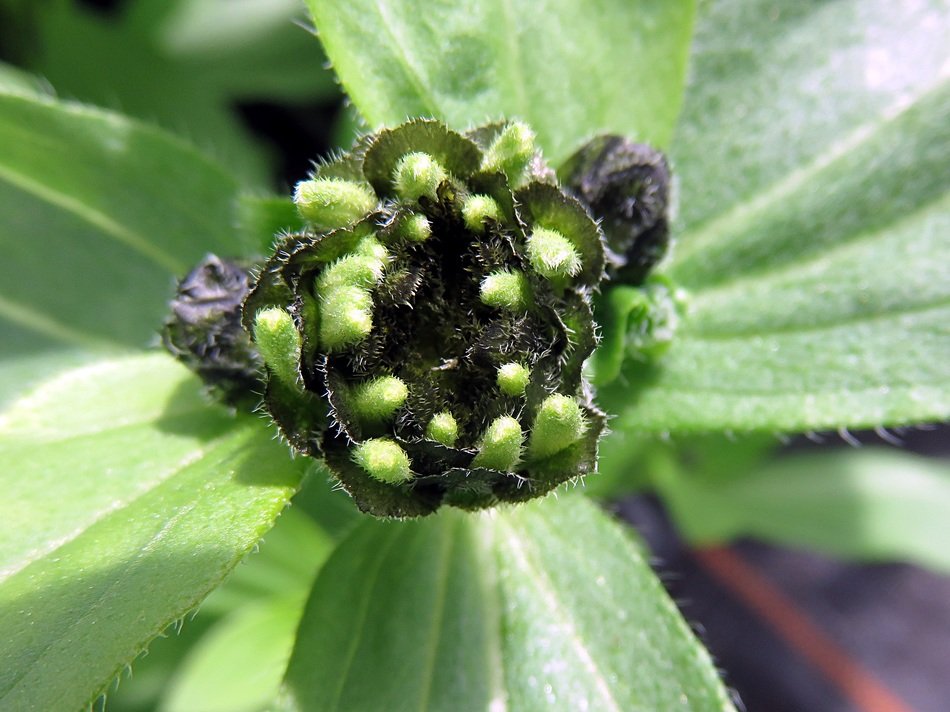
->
[426,411,459,447]
[355,235,388,260]
[318,285,373,351]
[397,213,432,242]
[481,121,536,186]
[252,307,301,387]
[350,376,408,423]
[480,269,531,311]
[461,194,502,233]
[472,416,523,471]
[497,362,530,396]
[354,438,412,484]
[393,152,447,202]
[316,252,386,291]
[527,227,582,279]
[528,394,587,460]
[234,119,608,517]
[294,178,376,231]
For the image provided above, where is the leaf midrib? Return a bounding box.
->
[0,160,184,274]
[671,71,949,273]
[634,381,946,399]
[326,527,405,712]
[496,516,623,712]
[369,0,439,118]
[0,394,226,444]
[683,298,950,341]
[0,426,250,583]
[415,517,458,712]
[0,293,125,351]
[0,427,257,704]
[684,189,950,302]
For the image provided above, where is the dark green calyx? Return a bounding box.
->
[242,119,606,518]
[162,255,262,406]
[559,136,670,285]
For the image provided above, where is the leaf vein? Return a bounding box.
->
[0,429,246,583]
[371,0,440,117]
[685,297,950,340]
[673,73,949,271]
[0,294,123,351]
[688,189,950,301]
[417,517,458,711]
[328,527,405,711]
[0,430,251,699]
[0,162,184,274]
[497,518,623,712]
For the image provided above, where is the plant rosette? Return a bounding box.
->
[225,119,611,517]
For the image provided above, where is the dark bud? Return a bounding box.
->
[559,136,670,285]
[162,254,263,406]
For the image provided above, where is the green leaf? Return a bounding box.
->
[105,614,217,712]
[0,90,242,359]
[157,0,339,101]
[306,0,696,162]
[601,0,950,433]
[658,447,950,575]
[115,472,359,712]
[0,354,305,711]
[161,595,306,712]
[19,0,340,187]
[0,349,94,409]
[282,496,734,711]
[199,505,335,616]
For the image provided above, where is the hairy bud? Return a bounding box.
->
[239,119,608,517]
[168,120,619,518]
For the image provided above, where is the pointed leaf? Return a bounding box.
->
[0,354,305,711]
[305,0,696,162]
[111,471,359,712]
[602,0,950,433]
[0,90,244,360]
[282,496,734,711]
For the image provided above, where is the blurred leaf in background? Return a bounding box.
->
[0,0,341,187]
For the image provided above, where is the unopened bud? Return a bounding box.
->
[252,307,301,386]
[394,152,447,202]
[480,269,530,311]
[426,411,459,446]
[294,178,376,230]
[528,394,586,460]
[527,227,581,279]
[482,121,535,186]
[354,438,412,483]
[472,415,523,471]
[350,376,409,423]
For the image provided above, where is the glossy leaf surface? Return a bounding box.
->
[305,0,696,162]
[0,354,305,710]
[601,0,950,433]
[0,90,242,362]
[283,495,734,711]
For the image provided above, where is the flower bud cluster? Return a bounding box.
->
[242,119,607,517]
